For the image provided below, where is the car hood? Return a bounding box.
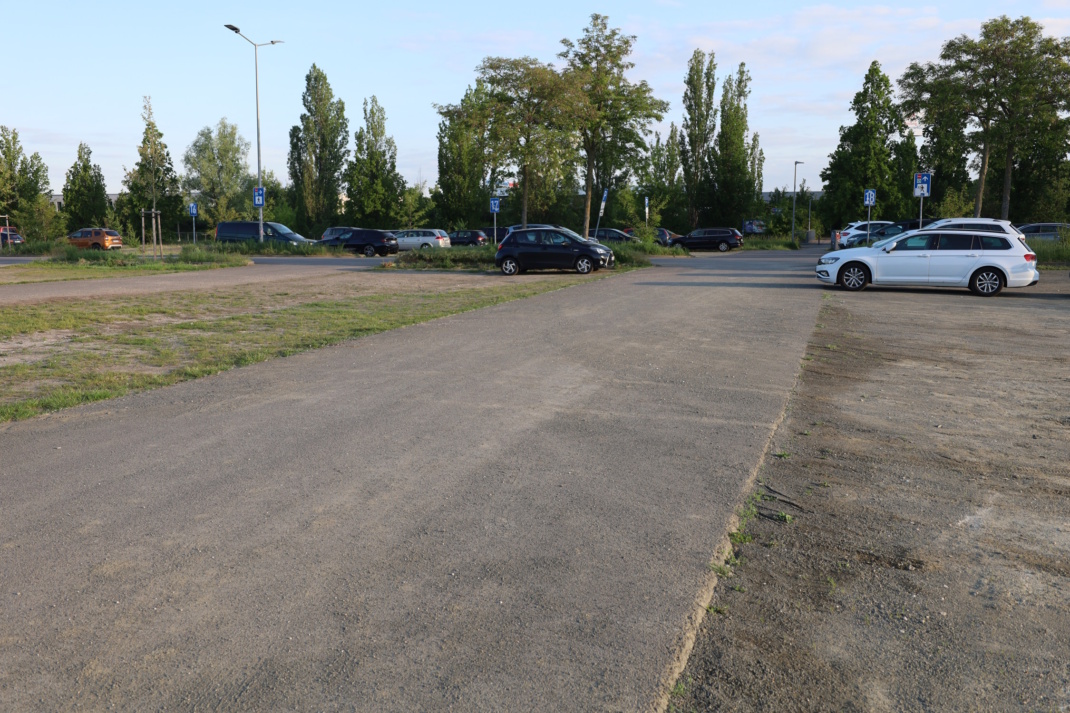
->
[820,246,880,259]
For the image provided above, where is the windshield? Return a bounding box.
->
[266,222,296,236]
[872,236,899,249]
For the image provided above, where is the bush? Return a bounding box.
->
[174,245,251,267]
[741,236,800,251]
[1030,240,1070,266]
[0,239,56,256]
[50,245,146,266]
[204,240,338,257]
[394,246,496,271]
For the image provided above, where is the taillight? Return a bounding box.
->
[1025,253,1036,262]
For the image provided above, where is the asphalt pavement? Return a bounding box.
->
[0,247,825,711]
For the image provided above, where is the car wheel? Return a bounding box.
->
[575,256,594,274]
[718,241,730,252]
[363,245,377,257]
[501,257,519,276]
[420,243,431,249]
[839,262,870,291]
[970,267,1004,296]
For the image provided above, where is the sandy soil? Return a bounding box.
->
[672,278,1070,712]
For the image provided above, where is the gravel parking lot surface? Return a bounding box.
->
[673,278,1070,712]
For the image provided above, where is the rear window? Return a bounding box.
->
[105,230,120,237]
[980,236,1010,250]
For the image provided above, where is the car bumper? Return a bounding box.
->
[1007,267,1039,288]
[815,265,838,284]
[379,245,399,255]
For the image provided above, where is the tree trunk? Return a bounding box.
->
[1000,143,1013,220]
[582,151,595,239]
[521,163,528,228]
[973,140,990,218]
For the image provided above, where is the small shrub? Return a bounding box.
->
[174,245,251,267]
[394,245,497,271]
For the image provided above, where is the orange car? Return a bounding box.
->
[68,227,123,250]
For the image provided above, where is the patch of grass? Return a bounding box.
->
[775,511,795,524]
[774,451,791,459]
[394,245,497,271]
[0,279,578,421]
[706,605,728,615]
[1031,239,1070,267]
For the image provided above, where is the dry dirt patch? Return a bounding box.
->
[673,281,1070,712]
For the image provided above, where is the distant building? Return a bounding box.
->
[50,193,121,212]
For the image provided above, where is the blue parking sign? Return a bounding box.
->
[489,197,500,214]
[253,187,265,207]
[863,189,876,207]
[913,173,931,198]
[189,203,198,217]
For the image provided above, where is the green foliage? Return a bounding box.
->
[710,63,764,227]
[679,49,717,230]
[397,182,433,229]
[288,64,350,235]
[559,14,669,237]
[344,96,406,229]
[434,85,495,230]
[820,61,909,229]
[477,55,578,226]
[116,97,183,242]
[62,143,110,230]
[0,126,53,241]
[635,124,688,233]
[394,245,497,270]
[182,118,252,226]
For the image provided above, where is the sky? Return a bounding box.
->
[6,0,1069,199]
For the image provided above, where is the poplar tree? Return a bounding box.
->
[343,96,405,228]
[287,64,349,233]
[679,50,717,229]
[62,143,109,229]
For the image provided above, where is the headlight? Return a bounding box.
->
[818,256,840,265]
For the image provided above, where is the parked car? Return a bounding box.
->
[320,226,358,241]
[215,221,314,245]
[924,218,1025,237]
[845,218,940,247]
[393,229,451,250]
[623,227,680,246]
[1,226,25,247]
[496,227,614,275]
[588,228,638,243]
[325,228,398,256]
[1016,223,1070,241]
[67,227,123,250]
[837,221,893,248]
[479,226,510,243]
[670,227,744,252]
[815,228,1039,296]
[448,229,487,247]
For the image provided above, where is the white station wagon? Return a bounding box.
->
[816,221,1039,296]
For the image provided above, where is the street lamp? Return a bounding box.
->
[224,24,283,243]
[792,160,804,244]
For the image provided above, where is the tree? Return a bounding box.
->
[118,97,182,240]
[287,64,349,235]
[477,56,576,227]
[636,124,687,232]
[559,14,668,238]
[710,63,764,226]
[819,62,908,229]
[182,118,252,226]
[679,50,717,229]
[433,85,493,229]
[398,181,432,229]
[900,16,1070,218]
[343,96,406,228]
[62,143,109,229]
[0,126,59,239]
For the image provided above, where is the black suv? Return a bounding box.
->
[495,228,614,275]
[670,228,743,252]
[448,229,487,247]
[320,229,398,256]
[215,221,314,245]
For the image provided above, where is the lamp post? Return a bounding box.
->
[792,160,804,244]
[224,24,282,243]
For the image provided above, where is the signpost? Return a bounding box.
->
[913,172,931,230]
[593,188,609,237]
[645,196,649,227]
[189,203,198,245]
[863,189,876,244]
[253,187,265,242]
[489,197,500,245]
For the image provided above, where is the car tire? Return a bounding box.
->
[970,267,1004,296]
[718,241,730,252]
[839,262,870,291]
[500,257,519,276]
[420,243,431,249]
[575,256,594,274]
[363,245,377,257]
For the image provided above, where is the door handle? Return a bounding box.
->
[918,254,930,257]
[967,254,978,257]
